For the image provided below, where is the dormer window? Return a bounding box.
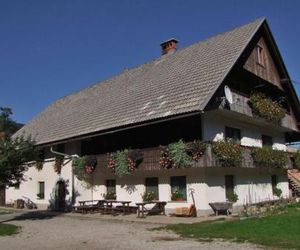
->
[256,45,265,67]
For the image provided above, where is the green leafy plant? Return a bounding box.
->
[251,147,288,168]
[273,187,282,197]
[171,190,185,201]
[115,149,131,177]
[212,140,243,167]
[53,156,64,174]
[293,151,300,169]
[142,191,156,202]
[227,191,238,202]
[167,139,192,168]
[249,92,285,124]
[107,149,143,176]
[73,156,87,180]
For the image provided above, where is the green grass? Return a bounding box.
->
[166,202,300,249]
[0,223,19,236]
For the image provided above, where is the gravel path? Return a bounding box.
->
[0,212,261,250]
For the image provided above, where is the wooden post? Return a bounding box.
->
[0,186,5,206]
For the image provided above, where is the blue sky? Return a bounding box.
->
[1,0,300,123]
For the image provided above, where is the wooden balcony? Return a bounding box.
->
[218,91,298,131]
[97,144,293,174]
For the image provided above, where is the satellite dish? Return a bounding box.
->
[224,85,233,104]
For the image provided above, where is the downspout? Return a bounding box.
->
[50,147,79,206]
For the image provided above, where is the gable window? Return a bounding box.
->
[225,126,241,143]
[225,175,235,200]
[271,175,277,195]
[171,176,187,201]
[262,135,273,146]
[256,45,265,66]
[38,181,45,199]
[106,179,116,196]
[145,177,159,199]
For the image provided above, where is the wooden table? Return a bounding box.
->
[73,200,105,213]
[136,201,167,218]
[103,200,131,215]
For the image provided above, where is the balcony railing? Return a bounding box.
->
[96,144,293,174]
[219,91,297,131]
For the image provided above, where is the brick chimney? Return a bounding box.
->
[160,38,178,55]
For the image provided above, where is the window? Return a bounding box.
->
[225,126,241,143]
[38,181,45,199]
[106,179,116,194]
[262,135,273,146]
[256,45,265,66]
[225,175,235,200]
[145,177,159,199]
[271,175,277,194]
[171,176,187,200]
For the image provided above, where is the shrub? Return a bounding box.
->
[211,140,243,167]
[115,149,131,177]
[249,92,285,124]
[251,147,288,168]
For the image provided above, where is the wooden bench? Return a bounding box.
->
[136,201,167,218]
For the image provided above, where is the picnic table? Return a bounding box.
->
[73,200,105,214]
[136,201,167,218]
[103,200,132,215]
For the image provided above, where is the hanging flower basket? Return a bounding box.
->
[73,156,98,180]
[186,140,207,161]
[107,149,143,177]
[53,156,64,174]
[249,92,285,124]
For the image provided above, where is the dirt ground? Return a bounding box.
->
[0,211,261,250]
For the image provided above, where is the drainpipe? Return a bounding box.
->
[50,147,79,206]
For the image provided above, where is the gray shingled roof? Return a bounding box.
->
[15,18,265,145]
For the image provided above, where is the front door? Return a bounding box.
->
[55,181,66,211]
[0,186,5,206]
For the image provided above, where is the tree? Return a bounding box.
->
[0,107,38,187]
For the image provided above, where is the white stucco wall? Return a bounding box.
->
[5,158,73,209]
[5,113,290,214]
[202,112,287,150]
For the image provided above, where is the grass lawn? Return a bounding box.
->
[0,223,19,236]
[166,202,300,249]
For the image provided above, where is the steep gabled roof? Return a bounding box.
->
[15,18,265,145]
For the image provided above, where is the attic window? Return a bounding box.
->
[256,45,265,67]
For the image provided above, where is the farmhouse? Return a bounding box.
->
[6,18,300,215]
